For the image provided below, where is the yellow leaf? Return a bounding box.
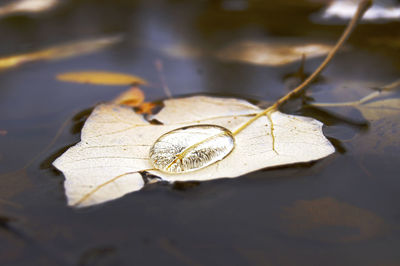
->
[112,87,145,106]
[0,36,121,70]
[57,71,147,86]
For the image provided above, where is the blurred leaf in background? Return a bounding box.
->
[0,36,122,71]
[0,0,59,18]
[57,71,147,86]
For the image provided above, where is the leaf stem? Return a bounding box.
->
[232,0,372,136]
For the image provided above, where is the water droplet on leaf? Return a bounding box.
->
[149,125,235,173]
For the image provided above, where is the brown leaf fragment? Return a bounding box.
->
[352,114,400,156]
[0,130,7,136]
[135,102,157,114]
[57,71,147,86]
[112,87,145,107]
[281,197,389,243]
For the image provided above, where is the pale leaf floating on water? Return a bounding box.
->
[216,40,333,66]
[0,0,59,18]
[159,40,334,66]
[316,0,400,22]
[53,96,335,207]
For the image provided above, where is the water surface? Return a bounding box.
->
[1,0,400,265]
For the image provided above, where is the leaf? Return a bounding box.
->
[216,40,333,66]
[159,40,334,66]
[53,96,334,207]
[0,129,7,136]
[310,80,400,156]
[112,87,157,115]
[0,36,121,70]
[57,71,147,86]
[0,0,59,17]
[112,87,145,106]
[310,80,400,121]
[357,97,400,122]
[136,102,157,114]
[319,0,400,21]
[281,197,389,242]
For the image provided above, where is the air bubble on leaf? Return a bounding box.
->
[149,125,235,173]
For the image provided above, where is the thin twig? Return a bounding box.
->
[381,79,400,91]
[232,0,372,136]
[155,59,173,98]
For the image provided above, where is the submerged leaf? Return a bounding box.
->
[281,197,389,242]
[57,71,147,86]
[311,80,400,121]
[357,97,400,121]
[159,40,334,67]
[311,80,400,156]
[53,96,334,207]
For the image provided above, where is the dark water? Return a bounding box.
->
[1,0,400,265]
